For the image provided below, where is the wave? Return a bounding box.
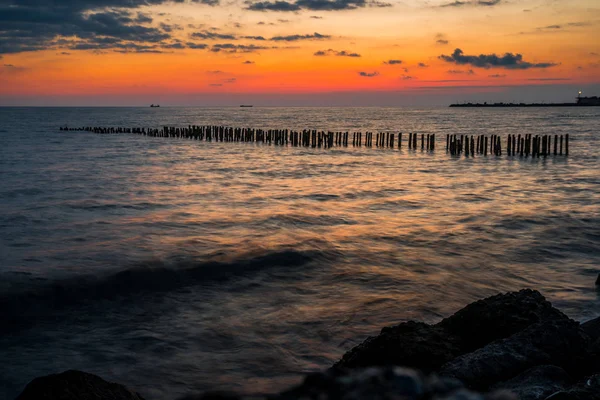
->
[0,248,331,334]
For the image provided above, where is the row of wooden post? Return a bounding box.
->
[59,126,569,157]
[446,133,569,157]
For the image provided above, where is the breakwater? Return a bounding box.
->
[60,125,570,157]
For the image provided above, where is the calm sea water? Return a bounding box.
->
[1,107,599,399]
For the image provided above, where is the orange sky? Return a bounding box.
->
[0,0,599,105]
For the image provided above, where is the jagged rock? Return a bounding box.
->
[437,289,568,352]
[545,374,600,400]
[179,393,243,400]
[440,319,590,390]
[491,365,572,400]
[15,370,145,400]
[333,321,463,372]
[334,290,569,371]
[272,366,515,400]
[582,316,600,342]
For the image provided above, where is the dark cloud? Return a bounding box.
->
[440,0,501,7]
[314,49,360,57]
[186,42,208,49]
[162,41,185,49]
[310,15,323,18]
[247,1,301,11]
[400,75,413,80]
[270,32,330,41]
[211,43,271,53]
[418,62,428,67]
[447,69,475,75]
[488,74,506,78]
[246,0,391,12]
[191,31,237,40]
[384,59,402,65]
[436,39,449,45]
[526,78,570,81]
[242,35,267,40]
[135,13,153,24]
[359,71,379,77]
[160,23,183,33]
[0,0,217,54]
[440,48,558,69]
[243,60,255,64]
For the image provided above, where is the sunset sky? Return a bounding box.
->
[0,0,599,106]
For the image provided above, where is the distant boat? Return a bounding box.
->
[240,105,253,108]
[150,104,160,108]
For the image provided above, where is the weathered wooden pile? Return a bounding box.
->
[59,125,570,157]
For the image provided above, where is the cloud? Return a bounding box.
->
[439,48,558,69]
[191,31,237,40]
[518,21,595,35]
[0,0,218,54]
[384,59,402,65]
[435,33,449,46]
[243,60,255,64]
[488,74,506,78]
[211,43,271,53]
[186,42,209,49]
[440,0,501,7]
[359,71,379,77]
[401,75,413,80]
[270,32,330,41]
[242,35,267,40]
[418,62,429,67]
[526,78,570,81]
[310,15,323,18]
[162,42,185,49]
[245,0,391,12]
[447,69,475,75]
[314,49,360,57]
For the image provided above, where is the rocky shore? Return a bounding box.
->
[15,289,600,400]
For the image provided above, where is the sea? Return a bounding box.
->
[1,106,599,399]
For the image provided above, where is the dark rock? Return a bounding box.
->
[334,290,569,371]
[492,365,572,400]
[440,319,590,390]
[178,393,243,400]
[333,321,462,372]
[582,316,600,342]
[15,370,145,400]
[545,374,600,400]
[596,273,599,286]
[273,366,515,400]
[438,289,569,352]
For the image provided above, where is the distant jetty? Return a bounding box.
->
[450,94,600,108]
